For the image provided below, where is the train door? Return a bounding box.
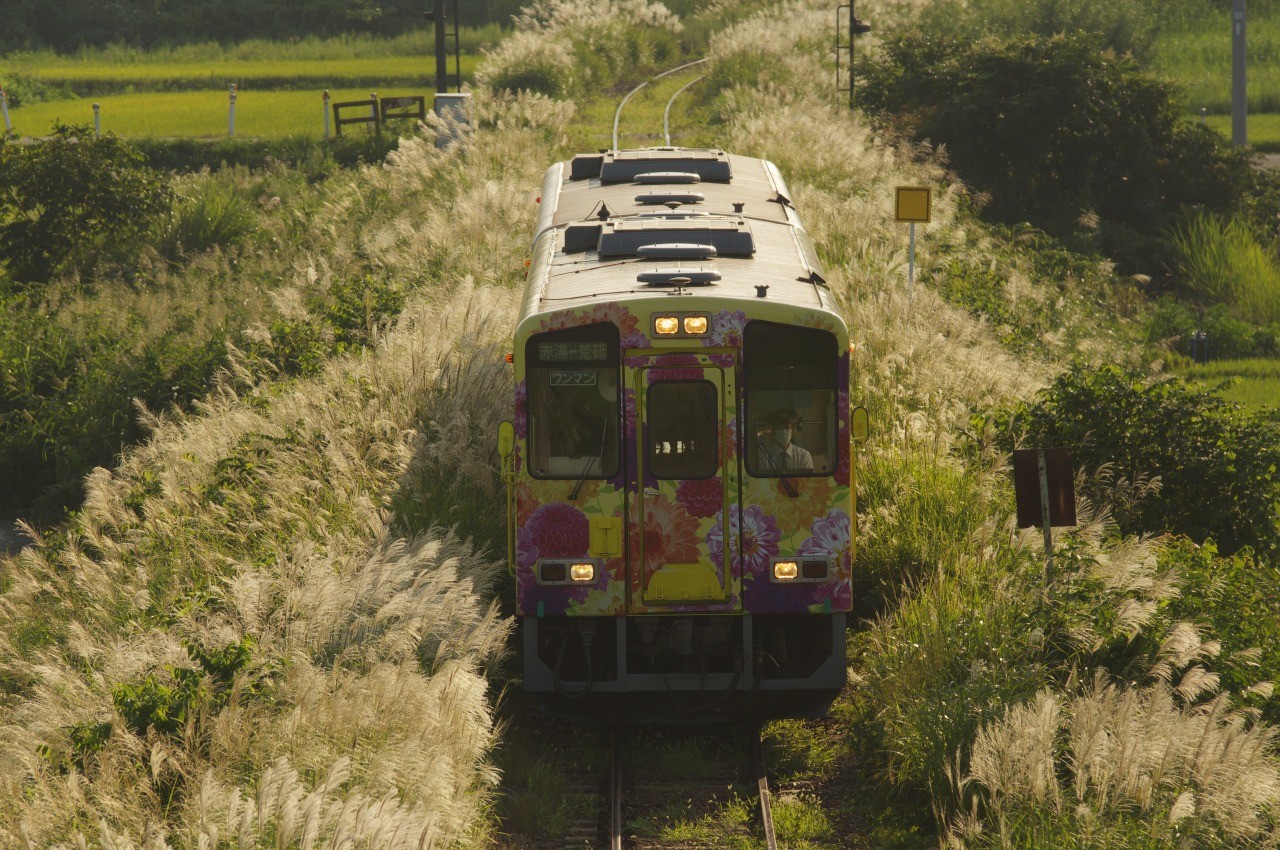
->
[628,353,740,612]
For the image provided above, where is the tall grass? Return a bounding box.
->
[1172,213,1280,325]
[705,1,1280,846]
[0,83,573,846]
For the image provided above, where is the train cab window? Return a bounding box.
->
[647,381,719,479]
[526,324,621,479]
[744,322,838,477]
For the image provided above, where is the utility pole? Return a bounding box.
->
[432,0,448,95]
[836,1,871,110]
[1233,0,1247,147]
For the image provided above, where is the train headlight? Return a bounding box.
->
[772,560,799,581]
[570,562,595,582]
[654,316,680,335]
[683,315,708,335]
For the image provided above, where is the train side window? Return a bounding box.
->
[743,322,838,477]
[527,325,621,479]
[647,381,719,480]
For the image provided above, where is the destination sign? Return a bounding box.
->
[538,341,609,362]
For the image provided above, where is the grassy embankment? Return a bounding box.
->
[0,29,489,138]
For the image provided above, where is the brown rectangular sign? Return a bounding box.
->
[1013,448,1077,528]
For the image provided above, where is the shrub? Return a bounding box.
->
[157,177,259,259]
[915,0,1159,60]
[1171,213,1280,326]
[860,34,1255,274]
[0,123,172,285]
[134,134,399,175]
[0,290,231,517]
[1161,537,1280,723]
[1144,296,1280,360]
[994,363,1280,554]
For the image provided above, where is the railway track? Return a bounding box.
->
[578,727,780,850]
[611,58,708,149]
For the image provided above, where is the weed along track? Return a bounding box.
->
[612,60,709,149]
[608,728,780,850]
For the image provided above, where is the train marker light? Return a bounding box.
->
[655,316,680,335]
[683,315,709,335]
[772,561,799,581]
[570,563,596,582]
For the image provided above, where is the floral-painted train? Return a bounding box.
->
[496,147,868,722]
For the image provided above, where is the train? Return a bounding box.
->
[496,147,868,723]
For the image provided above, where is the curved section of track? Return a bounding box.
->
[612,58,708,149]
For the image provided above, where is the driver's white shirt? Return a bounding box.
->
[758,440,813,472]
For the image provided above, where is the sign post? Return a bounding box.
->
[228,83,237,137]
[894,186,931,288]
[1,88,11,133]
[93,102,101,138]
[323,90,331,138]
[1012,448,1077,587]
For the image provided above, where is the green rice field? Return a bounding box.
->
[1,55,477,92]
[1179,358,1280,411]
[1153,11,1280,149]
[6,87,440,139]
[0,29,485,139]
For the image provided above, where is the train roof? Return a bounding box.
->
[518,148,841,333]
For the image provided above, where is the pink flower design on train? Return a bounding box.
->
[514,380,528,438]
[647,353,701,382]
[590,303,647,349]
[705,310,747,348]
[517,502,590,570]
[799,509,852,564]
[707,505,780,575]
[676,477,723,518]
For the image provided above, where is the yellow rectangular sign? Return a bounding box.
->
[895,186,932,223]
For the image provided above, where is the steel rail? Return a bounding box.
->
[610,729,624,850]
[663,74,707,146]
[612,58,708,149]
[753,728,779,850]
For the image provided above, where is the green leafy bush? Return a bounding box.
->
[157,178,259,258]
[0,294,230,517]
[860,34,1255,273]
[134,134,399,176]
[994,363,1280,554]
[0,123,172,285]
[1160,537,1280,723]
[1144,296,1280,360]
[1170,213,1280,326]
[915,0,1159,60]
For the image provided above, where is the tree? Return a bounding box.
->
[0,123,171,286]
[861,34,1255,273]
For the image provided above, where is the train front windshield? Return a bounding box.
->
[743,322,839,477]
[526,324,621,478]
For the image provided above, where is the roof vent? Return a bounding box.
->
[636,243,718,260]
[635,191,705,205]
[634,171,702,185]
[637,268,721,286]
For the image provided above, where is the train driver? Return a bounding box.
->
[758,408,813,472]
